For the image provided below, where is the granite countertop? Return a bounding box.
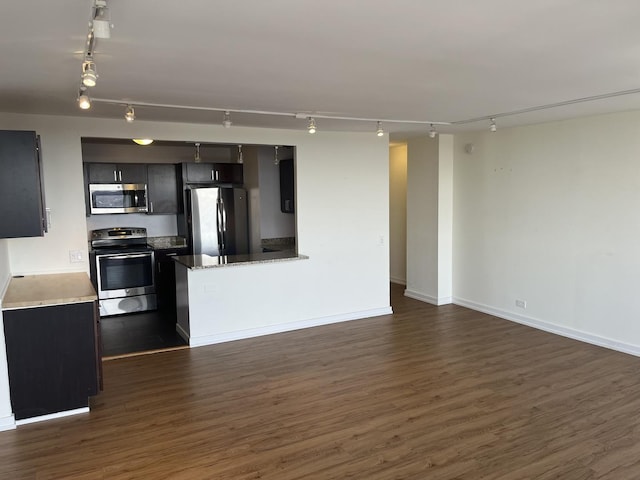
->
[173,250,308,269]
[2,272,97,310]
[146,236,188,249]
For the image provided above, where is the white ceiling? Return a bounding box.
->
[3,0,640,139]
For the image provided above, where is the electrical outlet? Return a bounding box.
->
[515,299,527,309]
[69,250,83,263]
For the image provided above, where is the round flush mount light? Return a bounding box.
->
[132,138,153,146]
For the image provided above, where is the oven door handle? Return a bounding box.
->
[97,253,151,260]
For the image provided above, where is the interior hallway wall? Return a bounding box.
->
[389,144,407,284]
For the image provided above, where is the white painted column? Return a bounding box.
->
[405,135,453,305]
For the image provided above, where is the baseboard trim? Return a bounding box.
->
[15,407,89,426]
[390,276,406,286]
[404,289,452,306]
[454,297,640,358]
[0,414,15,431]
[176,323,189,343]
[189,307,393,348]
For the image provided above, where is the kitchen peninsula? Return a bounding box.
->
[173,251,309,346]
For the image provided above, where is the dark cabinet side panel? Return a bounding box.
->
[3,302,99,420]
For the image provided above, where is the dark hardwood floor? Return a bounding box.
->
[100,309,188,358]
[2,283,640,478]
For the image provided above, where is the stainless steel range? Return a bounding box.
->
[90,227,156,317]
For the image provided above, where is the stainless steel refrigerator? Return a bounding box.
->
[188,187,249,256]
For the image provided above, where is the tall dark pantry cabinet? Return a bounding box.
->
[0,130,47,238]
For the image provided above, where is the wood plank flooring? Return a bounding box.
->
[2,284,640,478]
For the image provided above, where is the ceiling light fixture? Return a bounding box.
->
[274,145,279,166]
[124,105,135,123]
[307,117,317,134]
[222,111,232,128]
[237,144,243,164]
[81,61,98,87]
[490,118,497,132]
[77,89,91,110]
[132,139,153,146]
[92,0,112,39]
[376,121,384,137]
[429,124,437,138]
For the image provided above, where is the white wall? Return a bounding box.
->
[0,239,13,430]
[454,110,640,354]
[389,144,407,284]
[437,135,453,303]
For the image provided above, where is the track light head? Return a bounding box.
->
[77,89,91,110]
[307,117,317,134]
[429,124,437,138]
[222,111,232,128]
[124,105,135,123]
[490,118,497,132]
[376,121,384,137]
[81,61,98,87]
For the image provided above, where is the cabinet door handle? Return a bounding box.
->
[215,170,219,181]
[211,169,214,181]
[118,170,122,182]
[150,201,154,213]
[113,170,118,182]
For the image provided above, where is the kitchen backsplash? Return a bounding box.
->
[85,213,178,239]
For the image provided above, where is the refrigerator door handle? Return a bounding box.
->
[216,198,224,252]
[220,196,227,251]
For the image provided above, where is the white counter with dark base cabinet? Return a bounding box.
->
[1,273,101,424]
[173,251,309,347]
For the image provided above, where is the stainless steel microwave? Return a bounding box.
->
[88,183,148,214]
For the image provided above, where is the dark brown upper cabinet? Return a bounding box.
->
[0,130,47,238]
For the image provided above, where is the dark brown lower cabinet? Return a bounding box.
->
[3,302,101,421]
[155,247,188,323]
